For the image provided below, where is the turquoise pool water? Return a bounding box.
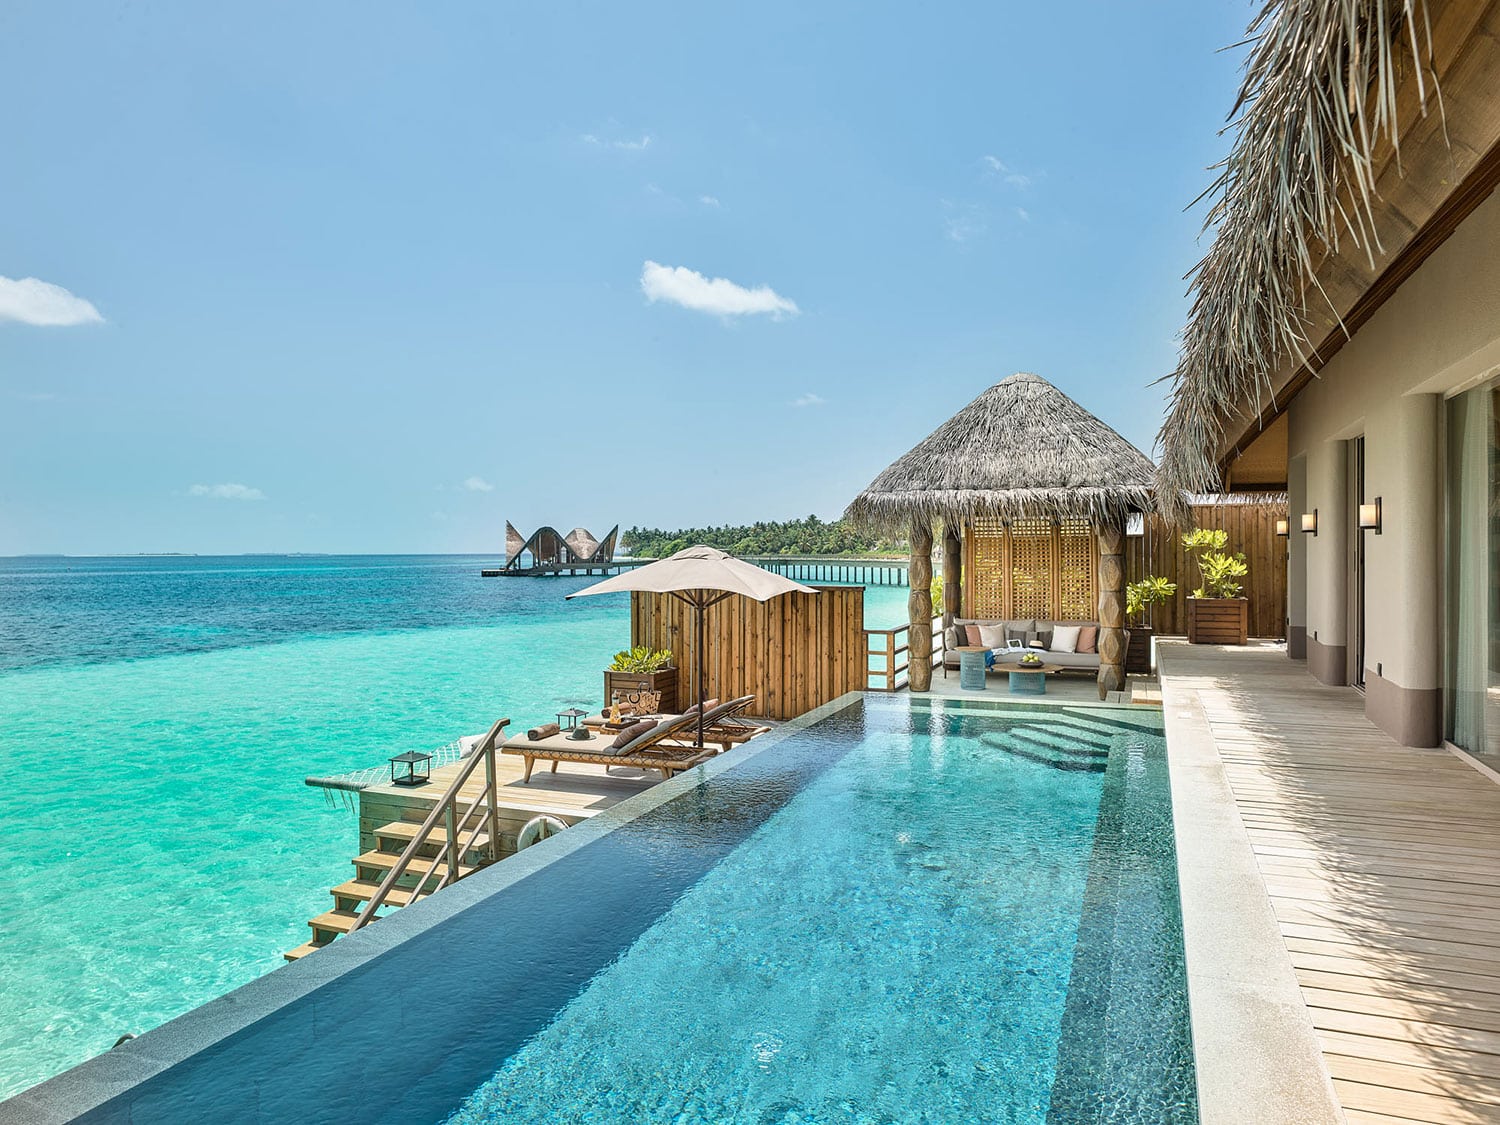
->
[446,698,1194,1123]
[0,554,912,1099]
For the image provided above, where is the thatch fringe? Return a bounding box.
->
[1155,0,1438,509]
[845,372,1157,534]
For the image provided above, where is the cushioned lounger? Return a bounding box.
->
[500,712,711,782]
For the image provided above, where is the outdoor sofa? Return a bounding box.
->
[940,617,1128,677]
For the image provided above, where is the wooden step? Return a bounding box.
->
[284,941,323,962]
[373,820,491,852]
[352,850,477,880]
[330,879,419,910]
[309,909,364,938]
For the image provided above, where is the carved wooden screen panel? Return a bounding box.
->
[966,518,1006,619]
[1008,519,1054,620]
[1057,519,1097,620]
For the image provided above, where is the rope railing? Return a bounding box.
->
[305,739,472,809]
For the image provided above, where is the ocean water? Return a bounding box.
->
[0,555,911,1099]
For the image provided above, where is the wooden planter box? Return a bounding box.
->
[1186,598,1249,645]
[603,667,678,712]
[1125,625,1154,674]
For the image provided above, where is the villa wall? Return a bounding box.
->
[1286,187,1500,745]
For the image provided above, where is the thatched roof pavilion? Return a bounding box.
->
[846,372,1155,530]
[846,372,1155,698]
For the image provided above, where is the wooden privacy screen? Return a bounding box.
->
[962,518,1097,621]
[1125,502,1288,638]
[629,585,864,721]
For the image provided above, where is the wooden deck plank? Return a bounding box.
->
[1159,641,1500,1123]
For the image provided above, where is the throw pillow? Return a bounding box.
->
[1077,625,1099,654]
[977,624,1006,649]
[1051,625,1082,653]
[963,624,984,646]
[612,719,658,749]
[1028,628,1053,650]
[945,625,962,650]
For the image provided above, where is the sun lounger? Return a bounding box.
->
[500,712,712,782]
[665,695,768,750]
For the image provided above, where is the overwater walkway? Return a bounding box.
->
[1160,640,1500,1124]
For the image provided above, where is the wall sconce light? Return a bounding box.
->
[1300,510,1318,535]
[1358,497,1382,534]
[1274,518,1289,537]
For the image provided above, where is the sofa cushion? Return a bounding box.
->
[1050,624,1082,653]
[977,623,1006,648]
[994,649,1101,670]
[963,624,983,646]
[944,625,962,650]
[1077,625,1098,654]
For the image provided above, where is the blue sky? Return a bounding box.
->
[1,1,1246,554]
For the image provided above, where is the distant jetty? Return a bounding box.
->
[483,522,621,577]
[482,524,908,585]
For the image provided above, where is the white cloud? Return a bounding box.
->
[188,483,266,501]
[582,133,652,152]
[463,476,495,492]
[0,276,103,327]
[1016,207,1031,223]
[941,200,987,244]
[982,155,1035,189]
[792,393,825,407]
[699,194,721,207]
[640,260,799,319]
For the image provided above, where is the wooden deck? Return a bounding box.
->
[1159,641,1500,1123]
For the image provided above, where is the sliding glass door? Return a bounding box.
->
[1445,383,1500,755]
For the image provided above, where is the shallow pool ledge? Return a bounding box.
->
[1157,642,1344,1125]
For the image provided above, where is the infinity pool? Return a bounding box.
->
[11,695,1196,1124]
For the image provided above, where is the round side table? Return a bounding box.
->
[956,646,990,691]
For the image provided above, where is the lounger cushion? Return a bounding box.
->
[612,719,658,749]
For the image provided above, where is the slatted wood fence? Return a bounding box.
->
[630,585,865,720]
[1126,501,1288,638]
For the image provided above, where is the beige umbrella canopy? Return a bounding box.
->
[844,372,1155,531]
[568,545,817,746]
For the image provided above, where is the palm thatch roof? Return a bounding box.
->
[1155,0,1439,513]
[844,372,1156,532]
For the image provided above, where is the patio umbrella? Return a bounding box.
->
[567,545,818,747]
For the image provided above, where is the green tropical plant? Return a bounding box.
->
[607,646,675,673]
[1126,575,1177,619]
[1181,529,1248,599]
[930,573,944,611]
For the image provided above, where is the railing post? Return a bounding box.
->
[445,804,459,885]
[484,742,500,862]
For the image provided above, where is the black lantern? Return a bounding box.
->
[389,750,432,787]
[557,708,587,733]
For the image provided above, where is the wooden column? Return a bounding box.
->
[1097,518,1126,699]
[941,525,962,625]
[909,520,933,692]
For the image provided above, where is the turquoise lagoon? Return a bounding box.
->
[0,555,910,1098]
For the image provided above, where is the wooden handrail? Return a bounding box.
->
[351,716,510,932]
[863,616,942,692]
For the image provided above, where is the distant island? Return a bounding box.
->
[622,515,905,559]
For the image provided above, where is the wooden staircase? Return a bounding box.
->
[285,718,509,962]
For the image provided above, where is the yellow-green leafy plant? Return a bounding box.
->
[1181,529,1248,599]
[1126,575,1177,620]
[607,646,675,673]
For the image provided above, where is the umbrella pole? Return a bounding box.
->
[696,599,706,748]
